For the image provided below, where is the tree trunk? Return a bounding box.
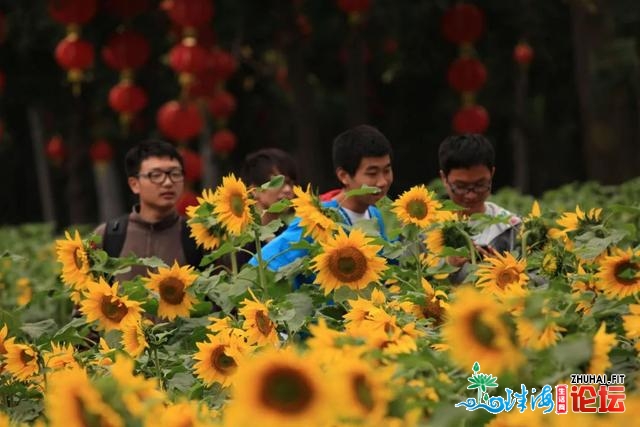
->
[27,108,56,224]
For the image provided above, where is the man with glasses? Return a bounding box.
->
[438,133,521,258]
[94,139,203,281]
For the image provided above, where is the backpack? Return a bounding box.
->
[102,214,205,269]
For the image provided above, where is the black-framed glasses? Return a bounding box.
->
[447,179,492,196]
[137,168,184,184]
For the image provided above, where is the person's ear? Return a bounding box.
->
[336,167,350,187]
[128,176,140,195]
[490,166,496,178]
[439,170,447,184]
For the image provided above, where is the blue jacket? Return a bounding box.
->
[249,200,388,271]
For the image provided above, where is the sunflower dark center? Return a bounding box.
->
[73,248,85,270]
[328,247,367,283]
[496,268,520,289]
[20,349,34,365]
[100,296,128,323]
[230,194,245,217]
[256,310,274,336]
[614,261,639,285]
[260,366,315,415]
[470,312,496,348]
[211,345,237,375]
[407,199,428,220]
[159,278,186,305]
[352,373,375,412]
[422,299,444,326]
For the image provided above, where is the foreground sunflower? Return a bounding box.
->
[55,230,93,289]
[588,322,616,374]
[311,228,387,295]
[43,342,79,371]
[0,324,8,356]
[238,297,279,346]
[476,252,528,296]
[186,202,222,251]
[392,185,443,228]
[291,185,339,243]
[193,332,249,387]
[144,261,199,320]
[622,304,640,351]
[211,174,255,236]
[3,338,39,381]
[121,322,148,358]
[595,247,640,299]
[110,356,165,417]
[225,348,331,427]
[516,318,565,350]
[80,277,142,331]
[441,287,523,374]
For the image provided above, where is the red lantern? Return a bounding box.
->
[188,71,222,99]
[208,48,237,81]
[176,189,199,215]
[48,0,97,25]
[104,0,150,19]
[165,0,214,29]
[54,35,94,82]
[337,0,371,14]
[157,100,203,142]
[296,14,312,37]
[46,135,67,163]
[208,91,237,120]
[514,42,534,65]
[441,3,485,45]
[168,38,209,76]
[89,139,114,164]
[210,129,237,155]
[102,30,150,73]
[179,148,202,182]
[453,105,490,134]
[109,82,148,117]
[447,57,487,93]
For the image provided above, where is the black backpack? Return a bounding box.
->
[102,214,205,269]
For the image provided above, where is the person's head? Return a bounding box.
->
[125,139,185,214]
[438,133,495,215]
[241,148,297,211]
[332,124,393,211]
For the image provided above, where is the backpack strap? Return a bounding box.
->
[180,218,205,269]
[102,214,130,258]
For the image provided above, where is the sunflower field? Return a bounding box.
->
[2,177,640,426]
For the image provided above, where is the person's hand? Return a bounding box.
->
[475,245,498,259]
[446,255,468,268]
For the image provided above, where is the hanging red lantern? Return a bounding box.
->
[46,135,67,164]
[48,0,97,25]
[54,35,94,83]
[165,0,214,30]
[89,139,114,164]
[109,82,148,120]
[210,129,237,155]
[102,30,150,73]
[336,0,371,14]
[157,100,203,142]
[514,42,534,65]
[179,148,203,182]
[176,189,199,215]
[104,0,150,19]
[208,90,237,120]
[188,72,222,99]
[453,105,490,134]
[441,3,485,45]
[208,48,237,82]
[168,38,209,82]
[447,57,487,93]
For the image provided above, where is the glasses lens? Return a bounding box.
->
[169,170,184,182]
[148,171,165,183]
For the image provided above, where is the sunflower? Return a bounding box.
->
[211,174,255,236]
[80,277,142,331]
[392,185,443,228]
[413,278,449,326]
[0,324,8,356]
[311,228,387,295]
[238,297,279,346]
[16,277,32,306]
[476,252,528,296]
[186,200,223,251]
[3,338,39,381]
[549,205,602,242]
[110,356,165,417]
[571,263,598,314]
[121,322,148,358]
[148,401,216,427]
[43,342,79,371]
[144,261,198,320]
[516,319,565,350]
[441,287,523,374]
[343,297,379,328]
[595,247,640,299]
[588,322,616,374]
[46,368,123,427]
[622,304,640,351]
[193,332,249,387]
[55,230,93,289]
[306,318,353,365]
[224,348,331,427]
[291,185,339,243]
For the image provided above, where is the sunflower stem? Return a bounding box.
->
[463,233,477,265]
[521,230,530,261]
[153,347,164,391]
[230,249,238,278]
[254,229,268,296]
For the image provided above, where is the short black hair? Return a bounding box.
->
[438,134,495,176]
[124,139,184,177]
[332,124,393,176]
[240,148,298,186]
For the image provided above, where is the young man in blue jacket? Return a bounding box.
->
[251,124,393,271]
